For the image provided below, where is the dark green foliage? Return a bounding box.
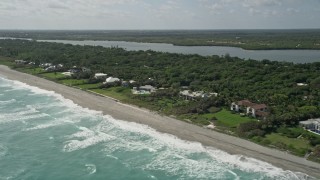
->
[310,137,320,146]
[237,121,266,138]
[277,127,301,138]
[0,39,319,126]
[152,89,179,98]
[100,81,121,89]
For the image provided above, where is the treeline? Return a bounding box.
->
[0,39,320,126]
[1,29,320,49]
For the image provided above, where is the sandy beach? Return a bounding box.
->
[0,65,319,178]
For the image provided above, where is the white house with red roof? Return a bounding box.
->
[231,100,268,119]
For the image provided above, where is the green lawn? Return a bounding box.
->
[75,83,102,90]
[0,57,14,66]
[18,67,45,75]
[59,79,87,86]
[90,87,132,101]
[41,72,66,79]
[178,113,214,126]
[214,109,255,128]
[90,87,159,110]
[264,133,311,156]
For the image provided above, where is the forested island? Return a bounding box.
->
[1,29,320,50]
[0,39,320,162]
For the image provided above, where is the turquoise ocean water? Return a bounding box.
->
[0,77,313,180]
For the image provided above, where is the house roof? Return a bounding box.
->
[179,90,204,98]
[95,73,107,76]
[300,118,320,125]
[105,77,120,83]
[140,85,156,91]
[300,121,314,125]
[255,111,269,117]
[237,100,267,110]
[297,83,308,86]
[251,104,267,110]
[238,100,254,107]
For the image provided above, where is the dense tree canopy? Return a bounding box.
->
[0,39,319,125]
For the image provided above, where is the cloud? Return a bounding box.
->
[286,8,300,14]
[198,0,226,15]
[0,0,319,29]
[242,0,282,8]
[0,4,17,11]
[47,2,69,9]
[147,0,181,18]
[208,3,223,13]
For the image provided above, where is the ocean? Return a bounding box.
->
[0,77,312,180]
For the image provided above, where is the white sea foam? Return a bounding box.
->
[25,112,91,131]
[26,102,61,110]
[0,99,16,105]
[0,83,9,87]
[4,106,39,116]
[5,78,86,111]
[227,170,240,180]
[26,119,72,131]
[85,164,97,175]
[63,126,116,152]
[66,126,96,139]
[97,116,313,179]
[103,115,205,152]
[94,119,229,179]
[0,144,8,157]
[11,79,57,95]
[0,112,50,124]
[106,154,119,160]
[0,78,102,131]
[63,134,114,152]
[205,148,312,179]
[4,88,24,92]
[1,169,26,180]
[0,77,99,119]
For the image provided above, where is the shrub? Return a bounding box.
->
[261,139,271,145]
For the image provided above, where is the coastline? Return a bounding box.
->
[0,65,319,178]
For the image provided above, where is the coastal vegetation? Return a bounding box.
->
[0,39,320,162]
[1,29,320,50]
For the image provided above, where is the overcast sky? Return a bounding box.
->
[0,0,319,30]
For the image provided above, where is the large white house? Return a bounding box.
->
[179,90,218,100]
[15,59,27,64]
[132,85,157,94]
[94,73,108,80]
[104,77,120,84]
[231,100,268,119]
[140,85,156,92]
[300,118,320,134]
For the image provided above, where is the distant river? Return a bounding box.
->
[38,40,320,63]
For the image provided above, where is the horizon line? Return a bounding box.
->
[1,28,320,31]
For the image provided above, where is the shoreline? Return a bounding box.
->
[4,37,319,50]
[0,65,319,178]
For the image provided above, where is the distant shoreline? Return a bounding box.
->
[0,65,319,178]
[37,38,320,50]
[2,36,317,50]
[2,28,320,50]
